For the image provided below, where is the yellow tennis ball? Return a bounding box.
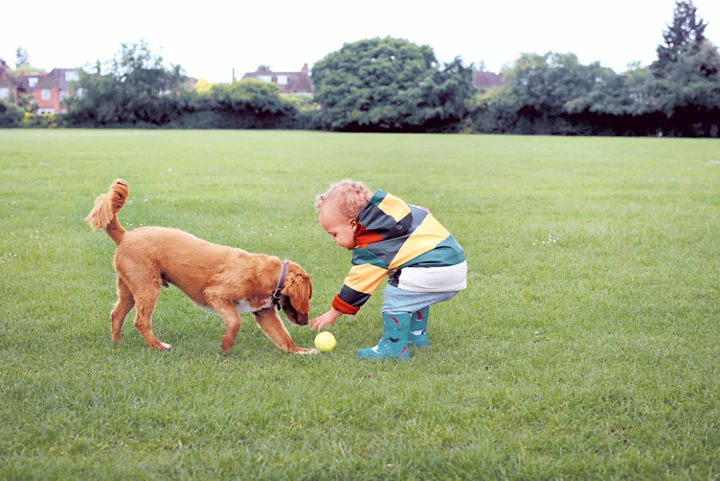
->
[314,331,336,352]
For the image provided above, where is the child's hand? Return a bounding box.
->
[310,308,342,331]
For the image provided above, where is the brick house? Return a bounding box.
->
[0,61,82,114]
[0,59,24,105]
[241,63,313,96]
[473,71,503,90]
[32,68,81,114]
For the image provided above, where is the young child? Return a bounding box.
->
[310,180,467,359]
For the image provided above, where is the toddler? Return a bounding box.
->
[310,180,467,359]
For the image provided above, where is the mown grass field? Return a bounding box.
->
[1,129,719,480]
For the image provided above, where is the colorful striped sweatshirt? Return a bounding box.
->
[332,189,466,315]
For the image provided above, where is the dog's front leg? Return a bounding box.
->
[209,302,243,353]
[252,308,316,354]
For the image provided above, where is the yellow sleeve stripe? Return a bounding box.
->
[389,213,450,269]
[343,263,388,295]
[377,193,411,222]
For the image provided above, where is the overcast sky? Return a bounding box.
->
[1,0,719,83]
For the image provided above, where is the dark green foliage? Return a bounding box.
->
[405,57,476,132]
[9,2,719,136]
[472,1,719,137]
[64,41,300,129]
[0,101,23,127]
[65,41,186,127]
[652,0,707,75]
[312,37,474,132]
[649,1,720,135]
[472,53,643,135]
[168,80,301,129]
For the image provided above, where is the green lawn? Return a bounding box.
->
[1,129,719,480]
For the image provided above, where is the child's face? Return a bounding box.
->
[319,203,356,250]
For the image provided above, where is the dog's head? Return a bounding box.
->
[278,260,312,325]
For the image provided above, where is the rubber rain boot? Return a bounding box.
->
[408,306,429,347]
[357,312,410,359]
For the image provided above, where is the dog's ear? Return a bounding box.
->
[283,261,312,313]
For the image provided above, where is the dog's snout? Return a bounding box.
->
[294,313,309,326]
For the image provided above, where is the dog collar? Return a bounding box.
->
[271,261,288,308]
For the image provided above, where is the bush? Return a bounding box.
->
[21,112,58,128]
[0,101,23,127]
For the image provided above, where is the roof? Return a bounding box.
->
[473,71,503,90]
[35,68,80,90]
[241,64,313,94]
[0,60,21,88]
[18,72,47,90]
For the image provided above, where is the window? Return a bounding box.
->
[277,75,288,85]
[60,90,68,100]
[257,75,271,83]
[28,77,38,87]
[41,89,51,100]
[38,108,55,115]
[65,71,79,82]
[0,88,8,99]
[76,88,84,99]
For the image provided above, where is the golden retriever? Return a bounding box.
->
[86,179,315,354]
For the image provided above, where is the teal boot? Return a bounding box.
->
[408,306,429,347]
[357,312,410,359]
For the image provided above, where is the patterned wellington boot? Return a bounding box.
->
[408,306,429,347]
[357,312,411,359]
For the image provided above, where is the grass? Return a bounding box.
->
[1,129,719,480]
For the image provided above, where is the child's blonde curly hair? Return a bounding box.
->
[315,179,372,219]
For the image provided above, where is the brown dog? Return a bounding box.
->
[87,179,315,354]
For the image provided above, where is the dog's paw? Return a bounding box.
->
[296,348,318,355]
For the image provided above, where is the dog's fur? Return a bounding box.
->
[87,179,315,354]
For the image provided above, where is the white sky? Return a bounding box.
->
[2,0,719,83]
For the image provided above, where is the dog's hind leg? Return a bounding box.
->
[132,283,171,351]
[110,277,134,343]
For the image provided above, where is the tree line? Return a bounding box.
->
[1,1,718,136]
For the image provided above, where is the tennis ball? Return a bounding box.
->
[314,331,336,352]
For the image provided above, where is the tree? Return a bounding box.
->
[650,1,719,135]
[403,56,475,131]
[0,101,23,127]
[471,52,663,135]
[565,64,654,116]
[15,47,30,69]
[66,40,186,126]
[482,52,602,132]
[652,1,707,76]
[11,47,44,76]
[311,37,473,131]
[210,79,293,116]
[194,78,213,94]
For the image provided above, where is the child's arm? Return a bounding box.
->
[311,256,388,331]
[310,308,342,331]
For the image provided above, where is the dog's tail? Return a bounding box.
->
[86,179,129,245]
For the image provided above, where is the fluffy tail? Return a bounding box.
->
[86,179,129,245]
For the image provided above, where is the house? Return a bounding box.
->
[19,71,47,92]
[0,61,82,114]
[32,68,81,114]
[0,59,24,105]
[473,71,503,90]
[241,64,313,96]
